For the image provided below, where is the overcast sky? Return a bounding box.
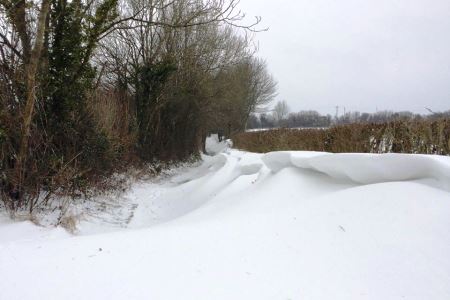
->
[239,0,450,115]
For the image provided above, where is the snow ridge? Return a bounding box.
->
[263,151,450,191]
[2,142,450,300]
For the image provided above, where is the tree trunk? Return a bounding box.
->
[201,132,208,154]
[13,0,51,203]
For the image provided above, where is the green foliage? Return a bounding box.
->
[0,0,278,212]
[134,60,177,156]
[0,127,5,144]
[0,0,125,208]
[45,0,95,121]
[90,0,118,34]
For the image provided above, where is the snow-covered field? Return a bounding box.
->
[246,127,328,132]
[1,137,450,300]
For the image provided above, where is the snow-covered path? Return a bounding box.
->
[1,147,450,300]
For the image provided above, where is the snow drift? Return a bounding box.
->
[263,151,450,191]
[1,138,450,300]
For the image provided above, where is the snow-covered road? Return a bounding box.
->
[1,145,450,300]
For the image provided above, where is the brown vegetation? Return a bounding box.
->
[0,0,277,214]
[233,119,450,155]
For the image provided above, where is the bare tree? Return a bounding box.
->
[0,0,51,202]
[273,100,290,126]
[0,0,278,212]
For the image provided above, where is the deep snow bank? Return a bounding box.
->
[263,151,450,191]
[1,144,450,300]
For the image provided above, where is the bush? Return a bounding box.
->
[233,120,450,155]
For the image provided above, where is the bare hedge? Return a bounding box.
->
[233,120,450,155]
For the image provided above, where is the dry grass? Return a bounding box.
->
[58,213,82,234]
[233,120,450,155]
[87,88,137,160]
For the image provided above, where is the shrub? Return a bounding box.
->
[233,120,450,155]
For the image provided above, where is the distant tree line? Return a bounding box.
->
[0,0,277,212]
[247,100,450,129]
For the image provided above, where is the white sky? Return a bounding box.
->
[239,0,450,115]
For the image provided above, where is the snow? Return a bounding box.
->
[204,133,233,155]
[1,137,450,300]
[266,151,450,191]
